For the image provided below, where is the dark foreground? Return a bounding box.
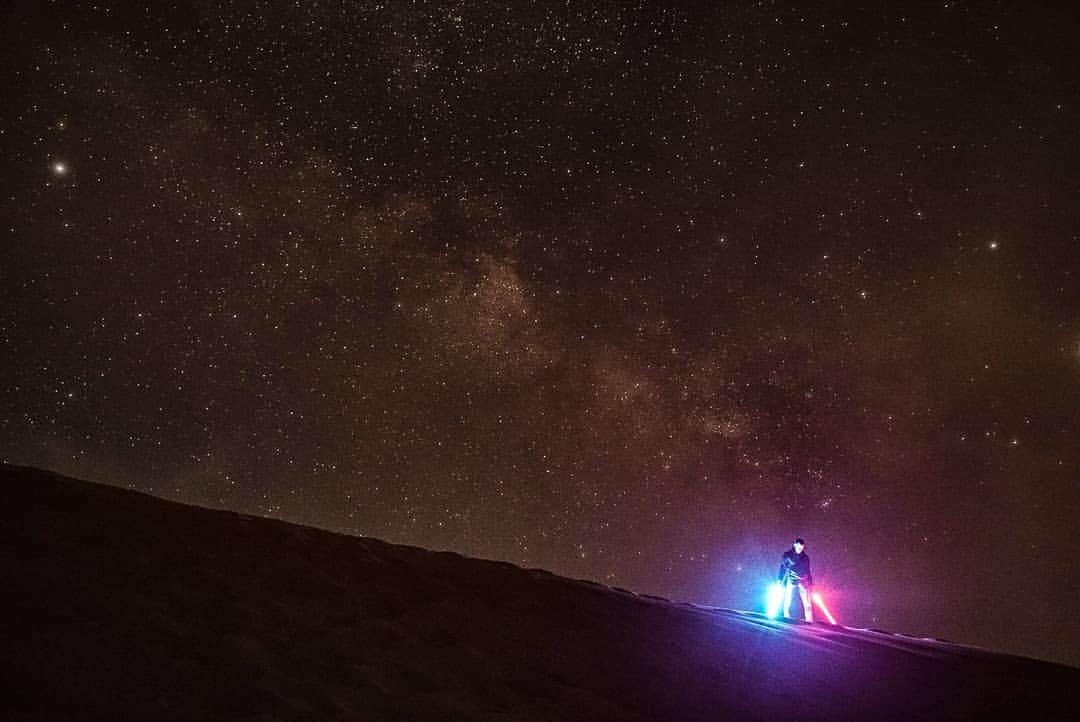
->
[4,464,1076,721]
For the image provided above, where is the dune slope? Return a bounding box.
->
[3,464,1075,721]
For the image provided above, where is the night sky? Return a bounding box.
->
[3,1,1078,666]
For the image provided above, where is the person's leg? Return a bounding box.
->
[783,581,794,618]
[799,585,814,622]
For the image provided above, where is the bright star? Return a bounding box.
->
[52,161,68,175]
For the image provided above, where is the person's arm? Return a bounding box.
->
[778,556,787,582]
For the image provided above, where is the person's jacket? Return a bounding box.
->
[778,549,813,586]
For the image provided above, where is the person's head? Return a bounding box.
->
[793,538,805,553]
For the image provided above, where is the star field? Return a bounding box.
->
[2,1,1079,666]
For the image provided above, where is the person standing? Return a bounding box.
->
[778,538,814,622]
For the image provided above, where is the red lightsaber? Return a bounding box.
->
[811,591,837,625]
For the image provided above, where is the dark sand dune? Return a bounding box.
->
[4,464,1076,721]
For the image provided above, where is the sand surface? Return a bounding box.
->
[4,464,1075,721]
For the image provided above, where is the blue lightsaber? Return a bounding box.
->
[766,581,784,619]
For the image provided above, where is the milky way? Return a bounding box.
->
[2,1,1078,666]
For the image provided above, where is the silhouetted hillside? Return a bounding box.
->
[4,464,1076,721]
